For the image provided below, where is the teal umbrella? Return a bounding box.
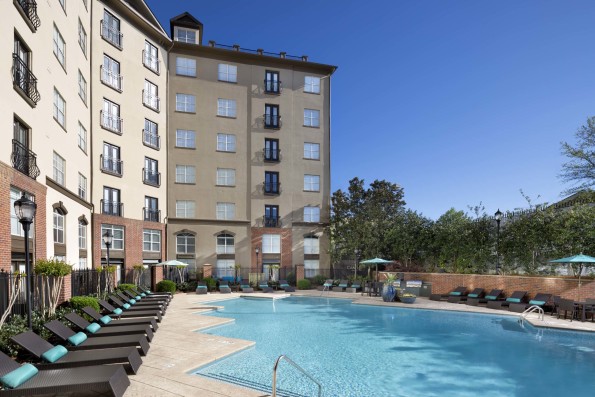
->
[359,258,393,282]
[549,254,595,300]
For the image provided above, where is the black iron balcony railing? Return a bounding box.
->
[16,0,41,30]
[101,200,123,216]
[100,111,123,134]
[143,207,160,222]
[142,130,160,149]
[100,65,123,91]
[264,79,282,94]
[100,154,123,176]
[263,216,281,228]
[142,90,160,111]
[13,54,40,105]
[11,139,40,180]
[263,181,281,195]
[100,20,123,49]
[142,50,159,74]
[143,168,161,187]
[264,148,281,162]
[263,114,281,129]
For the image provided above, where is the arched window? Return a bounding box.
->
[176,233,195,254]
[53,208,66,244]
[304,235,319,255]
[216,233,235,254]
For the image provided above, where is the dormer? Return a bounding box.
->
[170,12,203,45]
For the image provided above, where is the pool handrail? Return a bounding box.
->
[272,354,322,397]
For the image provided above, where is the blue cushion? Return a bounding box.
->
[67,332,88,346]
[41,345,68,363]
[140,293,147,297]
[85,322,102,334]
[280,284,289,288]
[507,298,521,303]
[529,300,546,306]
[112,308,123,315]
[449,291,462,296]
[129,299,136,304]
[99,315,112,325]
[486,295,497,300]
[135,295,141,300]
[468,293,479,298]
[0,363,38,389]
[122,303,131,309]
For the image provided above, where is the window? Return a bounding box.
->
[304,76,321,94]
[176,201,195,218]
[53,152,65,185]
[53,25,65,67]
[143,80,159,111]
[176,129,195,148]
[215,260,234,278]
[102,10,122,49]
[101,224,124,250]
[13,36,38,103]
[78,173,87,199]
[265,70,280,93]
[78,70,87,103]
[304,109,320,127]
[176,233,195,254]
[304,206,320,222]
[143,41,159,73]
[217,99,236,117]
[102,187,121,216]
[79,220,87,249]
[176,94,195,112]
[175,27,197,44]
[304,143,320,160]
[304,260,319,278]
[216,203,235,220]
[78,19,87,55]
[144,196,159,222]
[218,64,237,82]
[78,122,87,152]
[143,229,161,252]
[262,234,281,254]
[53,89,66,127]
[217,168,235,186]
[78,258,88,269]
[101,99,121,133]
[101,55,121,91]
[264,139,280,161]
[102,142,122,175]
[176,57,196,76]
[143,119,159,149]
[53,209,65,244]
[175,165,196,184]
[304,236,319,254]
[264,205,279,227]
[264,171,280,194]
[143,157,159,186]
[217,133,236,152]
[264,104,280,128]
[304,175,320,192]
[216,234,235,254]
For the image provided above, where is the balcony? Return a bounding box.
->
[263,148,281,162]
[263,216,281,228]
[143,207,161,222]
[142,130,160,150]
[100,155,123,176]
[100,66,122,92]
[264,79,282,94]
[13,54,40,105]
[263,181,281,195]
[100,111,123,134]
[11,139,40,180]
[15,0,40,31]
[101,200,123,217]
[142,50,159,74]
[143,168,161,187]
[100,20,123,49]
[263,114,281,129]
[142,90,160,112]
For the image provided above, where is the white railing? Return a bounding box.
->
[100,66,122,91]
[272,355,321,397]
[142,50,159,74]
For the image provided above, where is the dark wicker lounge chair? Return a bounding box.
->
[278,280,295,292]
[466,289,503,306]
[82,306,158,330]
[109,296,165,315]
[258,281,273,293]
[195,281,208,294]
[337,280,349,291]
[219,280,232,293]
[351,281,362,292]
[136,285,172,297]
[98,300,162,322]
[43,320,150,356]
[557,299,577,321]
[0,351,130,397]
[121,289,169,305]
[430,286,467,302]
[240,280,254,293]
[508,293,552,313]
[64,312,153,342]
[11,331,142,374]
[113,292,166,312]
[487,291,527,310]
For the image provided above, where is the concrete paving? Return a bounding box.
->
[123,289,595,396]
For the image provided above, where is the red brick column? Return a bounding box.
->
[202,264,213,279]
[58,275,72,304]
[295,264,304,282]
[151,266,163,291]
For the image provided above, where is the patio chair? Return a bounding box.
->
[43,320,150,356]
[113,292,166,312]
[195,281,208,294]
[219,280,232,293]
[322,279,333,292]
[487,291,527,310]
[109,296,165,316]
[0,350,130,397]
[259,280,273,293]
[136,285,172,297]
[466,289,503,306]
[121,289,169,305]
[430,286,467,302]
[64,312,153,342]
[447,286,471,303]
[11,331,142,374]
[337,280,349,291]
[98,299,162,323]
[240,279,254,293]
[278,280,295,292]
[557,298,577,321]
[130,286,172,301]
[350,281,362,292]
[508,293,552,313]
[585,298,595,322]
[82,306,158,331]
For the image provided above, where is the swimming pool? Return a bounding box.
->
[195,297,595,397]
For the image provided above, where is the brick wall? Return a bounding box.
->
[202,264,212,279]
[295,264,304,282]
[250,227,293,272]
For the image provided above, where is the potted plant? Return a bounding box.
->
[398,290,417,304]
[382,274,397,302]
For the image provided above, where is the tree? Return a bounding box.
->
[552,204,595,276]
[431,209,473,273]
[387,209,432,268]
[560,116,595,195]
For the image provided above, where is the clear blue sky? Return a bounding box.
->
[146,0,595,219]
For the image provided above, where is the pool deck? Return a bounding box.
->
[123,290,595,396]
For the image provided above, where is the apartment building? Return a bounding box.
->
[0,0,92,271]
[167,13,336,280]
[90,0,170,281]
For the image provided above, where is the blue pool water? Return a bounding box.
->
[195,297,595,397]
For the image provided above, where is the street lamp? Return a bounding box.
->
[255,247,260,273]
[14,193,37,330]
[354,248,360,278]
[494,209,502,275]
[102,230,113,268]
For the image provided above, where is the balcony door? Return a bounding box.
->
[103,186,120,215]
[103,143,120,174]
[265,205,279,227]
[14,120,28,149]
[264,138,279,161]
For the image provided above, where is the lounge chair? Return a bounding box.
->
[136,285,172,297]
[337,280,349,291]
[130,286,172,301]
[98,299,162,323]
[82,306,158,330]
[259,281,273,293]
[0,350,130,397]
[121,289,169,305]
[322,279,333,292]
[240,279,254,293]
[487,291,527,310]
[430,286,467,302]
[109,296,165,315]
[64,312,153,342]
[43,320,150,356]
[456,288,485,303]
[113,292,166,312]
[557,298,577,321]
[219,280,232,293]
[278,280,295,292]
[196,281,208,294]
[466,289,503,306]
[446,286,470,303]
[508,293,552,313]
[11,331,142,374]
[350,281,362,292]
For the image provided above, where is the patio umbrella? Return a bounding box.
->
[549,254,595,300]
[152,260,189,267]
[359,258,393,282]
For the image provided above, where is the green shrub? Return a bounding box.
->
[70,296,99,313]
[156,280,176,293]
[286,272,296,286]
[203,277,217,291]
[310,275,326,286]
[297,279,312,290]
[34,258,72,276]
[176,281,197,292]
[117,283,137,292]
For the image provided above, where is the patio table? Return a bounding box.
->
[574,302,595,322]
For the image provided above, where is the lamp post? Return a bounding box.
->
[102,230,113,268]
[255,247,260,273]
[14,194,37,330]
[354,248,360,278]
[494,209,502,275]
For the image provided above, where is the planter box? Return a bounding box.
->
[400,296,416,304]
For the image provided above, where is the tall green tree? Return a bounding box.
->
[431,208,473,273]
[387,209,432,268]
[560,116,595,195]
[552,204,595,276]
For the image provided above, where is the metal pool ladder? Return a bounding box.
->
[272,355,322,397]
[518,305,545,325]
